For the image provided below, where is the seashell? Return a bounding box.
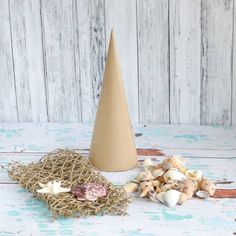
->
[177,179,196,200]
[155,187,162,193]
[72,183,107,201]
[199,178,215,196]
[37,181,70,195]
[163,190,181,207]
[140,186,154,198]
[196,190,210,199]
[161,183,173,192]
[162,156,185,171]
[164,168,186,182]
[156,192,165,203]
[135,171,154,182]
[178,193,188,205]
[142,159,154,170]
[123,183,138,193]
[186,170,203,181]
[148,189,159,202]
[152,168,164,177]
[139,181,152,191]
[151,180,160,188]
[156,175,165,184]
[179,166,187,174]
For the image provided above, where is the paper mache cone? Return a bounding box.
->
[89,30,138,171]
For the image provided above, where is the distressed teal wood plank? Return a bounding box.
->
[0,124,235,158]
[0,184,235,235]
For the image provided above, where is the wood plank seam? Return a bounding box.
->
[8,0,19,122]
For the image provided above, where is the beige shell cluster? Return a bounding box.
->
[123,155,216,207]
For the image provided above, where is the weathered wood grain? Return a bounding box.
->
[169,0,201,124]
[201,0,233,125]
[137,0,169,123]
[0,184,235,235]
[105,0,139,123]
[232,0,236,125]
[0,1,18,122]
[41,0,79,122]
[9,0,47,122]
[76,0,106,122]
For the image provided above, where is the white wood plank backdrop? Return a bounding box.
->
[0,0,235,125]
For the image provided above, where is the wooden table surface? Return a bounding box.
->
[0,123,235,236]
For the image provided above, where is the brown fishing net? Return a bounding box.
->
[8,149,129,217]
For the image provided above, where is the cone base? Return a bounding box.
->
[89,155,138,172]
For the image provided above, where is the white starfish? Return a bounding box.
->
[37,181,70,194]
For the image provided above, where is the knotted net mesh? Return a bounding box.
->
[8,149,129,217]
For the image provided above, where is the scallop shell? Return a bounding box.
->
[123,183,138,193]
[164,168,186,182]
[152,168,164,177]
[196,190,210,199]
[186,170,203,181]
[135,171,154,182]
[163,190,181,207]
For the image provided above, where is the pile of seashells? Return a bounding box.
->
[124,156,216,207]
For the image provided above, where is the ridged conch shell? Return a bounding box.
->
[196,190,210,199]
[164,168,186,182]
[186,170,203,181]
[123,183,138,193]
[152,168,164,177]
[159,190,181,207]
[199,178,215,196]
[135,171,154,182]
[162,155,185,171]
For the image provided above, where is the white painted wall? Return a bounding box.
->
[0,0,235,125]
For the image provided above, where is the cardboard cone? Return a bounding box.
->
[89,30,138,171]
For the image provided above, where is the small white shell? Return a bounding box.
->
[164,168,186,182]
[196,190,210,199]
[123,183,138,193]
[163,190,181,207]
[186,170,203,181]
[135,171,154,182]
[142,159,153,169]
[152,168,164,177]
[156,192,165,203]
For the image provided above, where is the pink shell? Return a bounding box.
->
[72,183,107,201]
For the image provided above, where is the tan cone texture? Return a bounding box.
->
[89,31,138,171]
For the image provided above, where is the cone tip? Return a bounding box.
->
[110,29,115,39]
